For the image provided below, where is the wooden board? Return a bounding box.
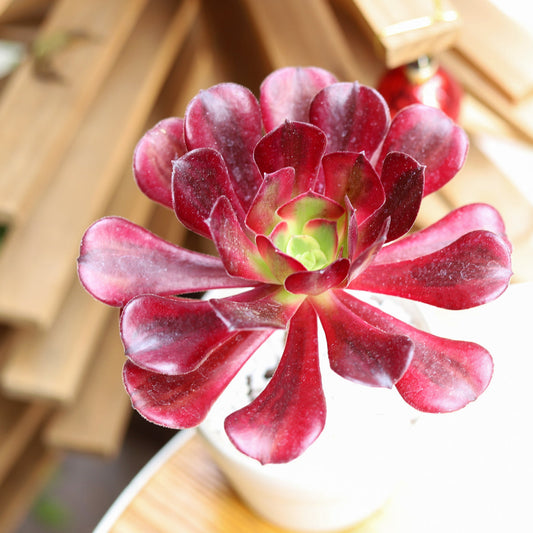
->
[0,0,199,328]
[43,204,187,455]
[43,308,130,457]
[240,0,362,81]
[347,0,460,68]
[0,438,58,533]
[0,0,147,225]
[0,0,51,23]
[0,397,49,483]
[454,0,533,103]
[0,158,155,403]
[441,49,533,143]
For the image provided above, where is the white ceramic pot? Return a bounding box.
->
[199,293,423,532]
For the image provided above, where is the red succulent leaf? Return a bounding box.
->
[133,117,186,208]
[246,167,295,235]
[123,330,273,428]
[254,121,327,196]
[78,217,254,307]
[351,230,512,309]
[208,197,277,283]
[374,203,511,264]
[256,234,306,281]
[378,152,425,242]
[121,296,230,374]
[348,216,390,283]
[209,286,304,330]
[284,258,350,295]
[376,104,468,196]
[333,290,493,412]
[314,291,414,387]
[322,151,385,224]
[309,82,390,158]
[184,83,262,210]
[260,66,338,132]
[225,300,326,464]
[172,148,246,238]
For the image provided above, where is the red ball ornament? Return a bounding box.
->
[377,56,462,121]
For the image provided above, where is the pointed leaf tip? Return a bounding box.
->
[225,301,325,463]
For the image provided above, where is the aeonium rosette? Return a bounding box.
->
[78,67,512,464]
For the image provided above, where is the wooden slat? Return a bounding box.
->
[0,439,58,533]
[44,206,187,455]
[454,0,533,103]
[0,0,199,329]
[240,0,363,81]
[0,0,148,225]
[347,0,460,68]
[43,308,130,457]
[441,50,533,143]
[0,0,51,23]
[0,157,155,403]
[0,397,49,483]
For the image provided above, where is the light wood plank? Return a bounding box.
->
[0,0,51,23]
[0,439,58,533]
[441,49,533,143]
[347,0,460,68]
[43,308,130,457]
[240,0,363,81]
[0,0,199,328]
[44,206,187,455]
[0,0,147,225]
[454,0,533,103]
[0,153,155,403]
[0,397,49,484]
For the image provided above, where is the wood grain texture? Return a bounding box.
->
[0,0,147,225]
[0,0,198,328]
[347,0,460,67]
[0,149,155,403]
[0,397,49,483]
[454,0,533,102]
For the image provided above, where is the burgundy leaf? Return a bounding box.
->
[78,217,255,307]
[208,197,276,283]
[376,104,468,196]
[172,148,246,238]
[314,291,413,387]
[322,151,385,224]
[378,152,424,242]
[209,286,304,330]
[260,66,337,132]
[254,121,327,196]
[123,330,272,428]
[333,290,493,412]
[133,117,186,208]
[246,167,295,235]
[351,230,512,309]
[285,258,350,295]
[374,203,511,264]
[225,301,325,464]
[121,296,230,374]
[184,83,262,209]
[310,82,390,158]
[348,217,389,283]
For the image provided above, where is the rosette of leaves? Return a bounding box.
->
[79,67,512,464]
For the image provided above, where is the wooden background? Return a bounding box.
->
[0,0,532,530]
